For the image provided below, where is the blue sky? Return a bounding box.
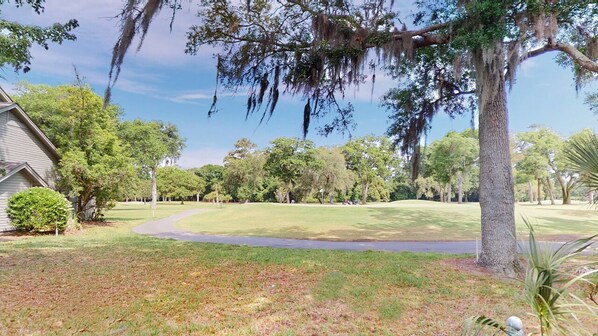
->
[2,0,597,167]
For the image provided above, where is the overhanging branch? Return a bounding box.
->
[522,42,598,73]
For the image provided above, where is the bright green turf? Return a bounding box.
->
[176,200,598,241]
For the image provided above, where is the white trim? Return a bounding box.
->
[0,163,49,187]
[0,86,13,103]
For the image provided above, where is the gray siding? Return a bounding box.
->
[0,110,58,187]
[0,171,33,231]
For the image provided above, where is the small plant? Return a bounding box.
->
[462,219,598,335]
[7,187,71,234]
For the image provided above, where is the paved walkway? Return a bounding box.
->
[133,209,596,254]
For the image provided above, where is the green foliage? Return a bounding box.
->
[314,147,354,203]
[193,164,225,196]
[265,137,320,202]
[0,1,78,73]
[223,138,266,202]
[343,135,395,204]
[157,166,204,203]
[14,81,134,219]
[565,131,598,190]
[7,187,71,233]
[119,119,184,172]
[523,221,598,335]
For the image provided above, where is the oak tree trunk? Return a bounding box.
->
[537,178,543,205]
[474,45,519,276]
[362,182,369,205]
[457,172,464,204]
[527,180,534,203]
[447,182,452,203]
[546,177,555,205]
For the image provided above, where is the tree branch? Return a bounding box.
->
[522,43,598,73]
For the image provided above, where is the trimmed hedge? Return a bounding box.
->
[7,187,71,233]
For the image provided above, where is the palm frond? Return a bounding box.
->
[522,218,598,335]
[565,132,598,190]
[461,315,512,336]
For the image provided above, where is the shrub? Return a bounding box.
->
[7,187,71,233]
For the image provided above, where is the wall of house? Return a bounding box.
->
[0,171,33,231]
[0,110,58,187]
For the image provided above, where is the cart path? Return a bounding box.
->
[132,209,596,254]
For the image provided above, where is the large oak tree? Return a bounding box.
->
[109,0,598,275]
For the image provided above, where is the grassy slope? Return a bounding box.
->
[176,200,598,241]
[0,202,543,335]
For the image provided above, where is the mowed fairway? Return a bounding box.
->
[1,202,597,334]
[176,200,598,241]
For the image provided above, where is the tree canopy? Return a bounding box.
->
[14,81,133,220]
[0,0,78,73]
[118,119,185,208]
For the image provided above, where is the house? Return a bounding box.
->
[0,87,59,231]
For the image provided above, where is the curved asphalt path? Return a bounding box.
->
[133,209,597,254]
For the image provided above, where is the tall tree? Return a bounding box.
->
[110,0,598,275]
[157,166,202,204]
[1,0,78,73]
[265,137,319,203]
[15,81,133,220]
[427,131,478,203]
[516,126,582,205]
[315,147,354,204]
[193,164,226,202]
[118,119,185,209]
[223,138,266,202]
[343,136,394,205]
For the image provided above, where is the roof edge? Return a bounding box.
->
[0,103,59,159]
[0,163,49,187]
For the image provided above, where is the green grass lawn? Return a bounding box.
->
[176,200,598,241]
[0,202,596,335]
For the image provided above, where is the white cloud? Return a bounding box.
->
[176,148,228,168]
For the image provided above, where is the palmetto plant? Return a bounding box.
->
[565,132,598,191]
[462,220,598,335]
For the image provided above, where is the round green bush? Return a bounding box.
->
[7,187,71,233]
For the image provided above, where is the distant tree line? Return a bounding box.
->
[13,82,595,219]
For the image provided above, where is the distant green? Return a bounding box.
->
[176,200,597,241]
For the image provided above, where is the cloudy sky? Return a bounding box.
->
[2,0,597,167]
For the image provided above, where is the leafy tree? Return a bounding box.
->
[516,126,582,205]
[110,0,598,274]
[157,166,202,204]
[14,80,133,220]
[427,131,479,203]
[193,164,225,202]
[314,147,354,204]
[1,0,78,73]
[414,176,441,200]
[223,138,266,202]
[265,137,319,203]
[343,136,394,205]
[118,119,184,209]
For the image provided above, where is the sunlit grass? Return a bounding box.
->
[0,202,596,334]
[176,200,598,241]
